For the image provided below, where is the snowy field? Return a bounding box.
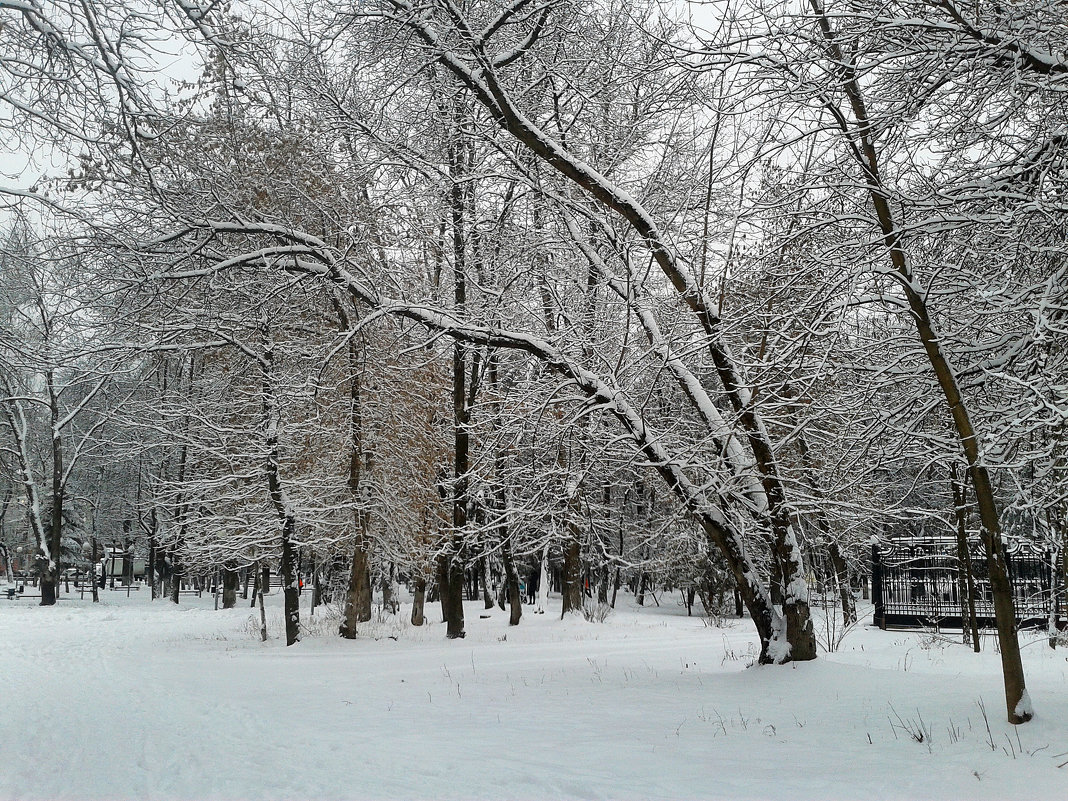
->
[1,588,1066,800]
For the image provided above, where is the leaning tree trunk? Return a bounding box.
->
[401,21,816,659]
[808,0,1029,722]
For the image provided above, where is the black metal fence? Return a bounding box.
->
[872,535,1059,630]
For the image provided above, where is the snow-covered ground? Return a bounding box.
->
[1,586,1066,800]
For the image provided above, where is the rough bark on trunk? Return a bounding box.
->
[561,534,583,618]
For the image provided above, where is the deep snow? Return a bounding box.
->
[1,587,1066,800]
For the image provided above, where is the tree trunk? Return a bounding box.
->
[279,520,301,646]
[339,543,372,638]
[792,419,856,626]
[502,545,522,627]
[382,563,398,615]
[535,546,549,614]
[480,557,494,610]
[596,561,610,606]
[222,566,239,609]
[809,0,1029,721]
[38,370,63,607]
[250,563,259,608]
[413,27,816,660]
[561,534,583,618]
[411,577,426,626]
[333,296,373,638]
[439,552,465,639]
[826,541,856,626]
[259,329,300,646]
[148,527,158,601]
[257,583,268,642]
[169,548,182,605]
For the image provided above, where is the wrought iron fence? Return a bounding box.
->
[872,534,1058,630]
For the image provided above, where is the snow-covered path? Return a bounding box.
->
[1,592,1066,799]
